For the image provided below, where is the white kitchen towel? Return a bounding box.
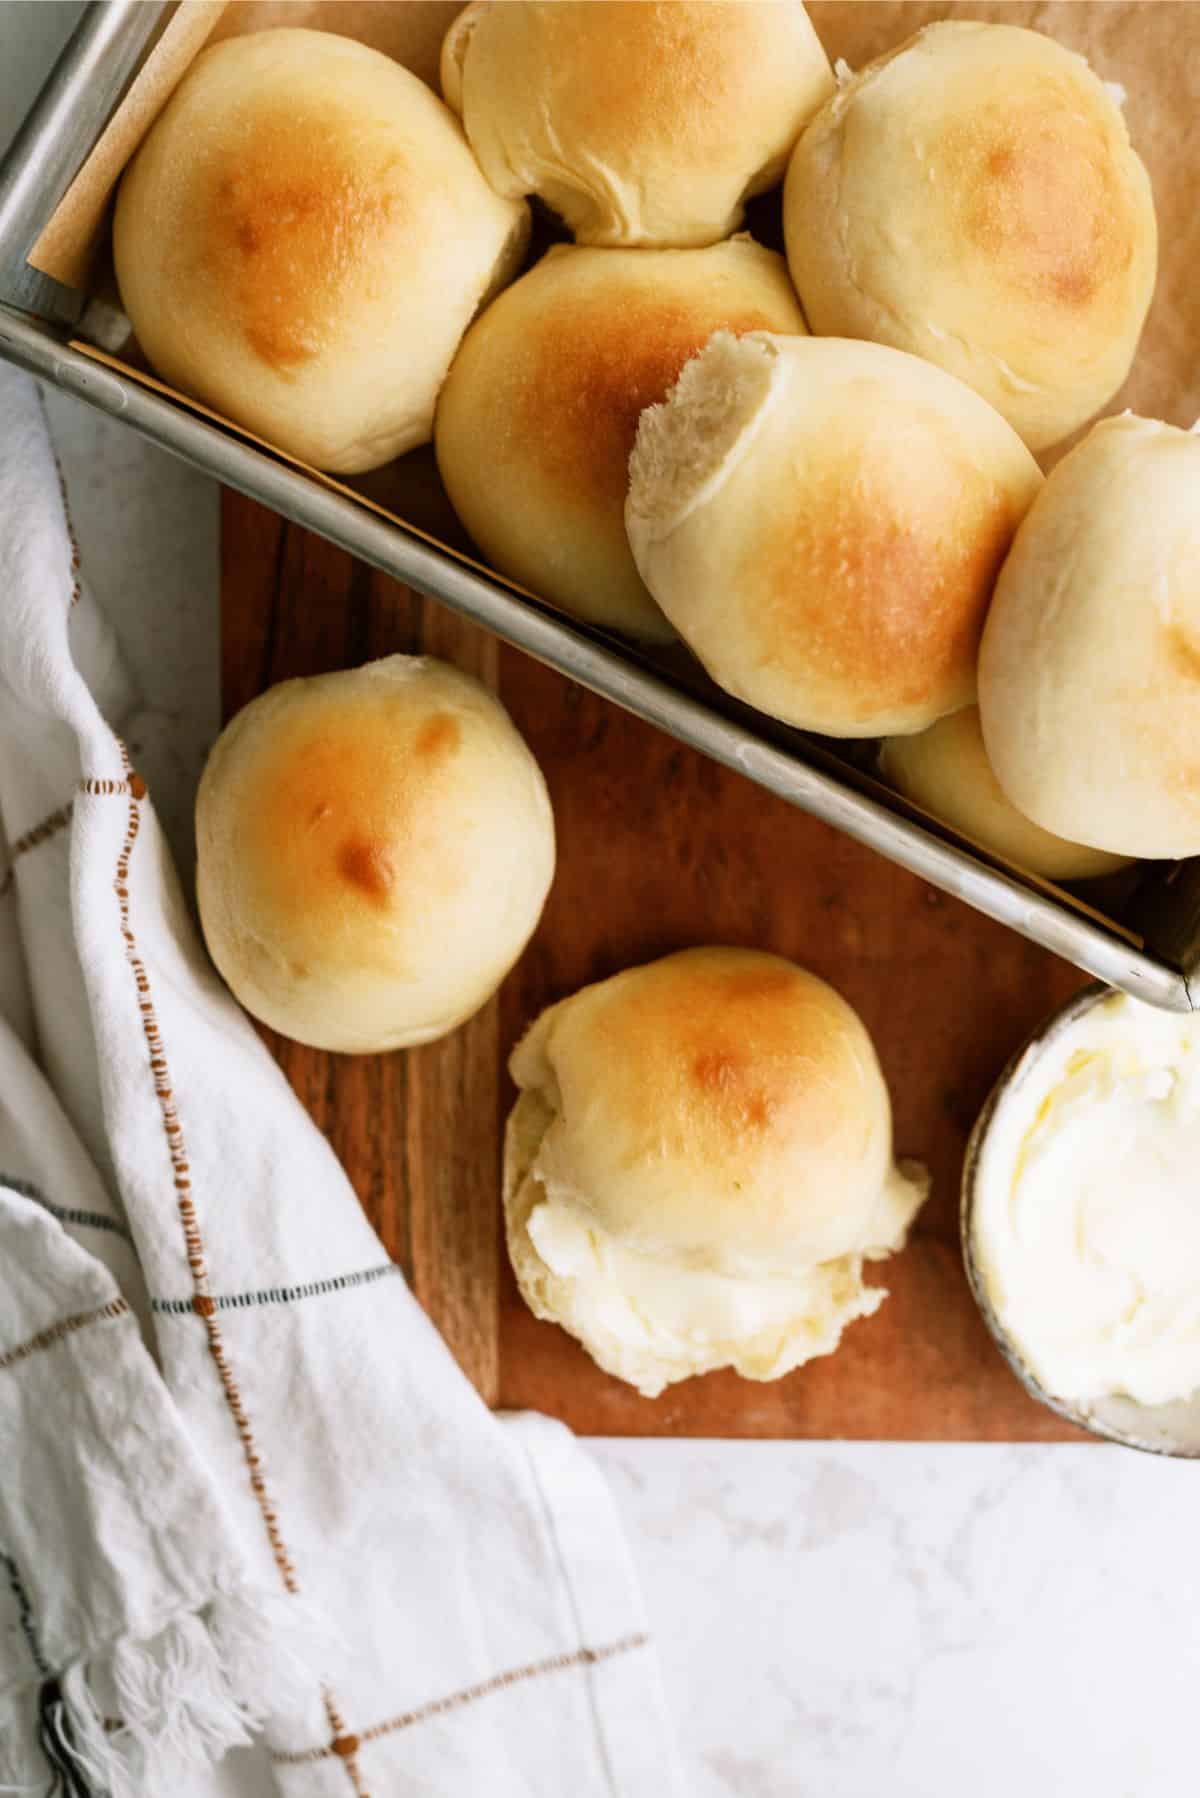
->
[0,365,676,1798]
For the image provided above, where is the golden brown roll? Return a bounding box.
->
[435,238,806,640]
[114,29,528,473]
[441,0,834,247]
[626,332,1042,737]
[879,708,1131,883]
[505,946,927,1397]
[979,415,1200,860]
[783,22,1157,451]
[196,656,554,1052]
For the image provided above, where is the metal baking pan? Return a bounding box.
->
[0,0,1194,1012]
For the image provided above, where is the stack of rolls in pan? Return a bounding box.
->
[109,2,1190,1395]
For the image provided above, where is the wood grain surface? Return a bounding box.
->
[221,488,1088,1439]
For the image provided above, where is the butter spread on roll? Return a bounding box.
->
[504,947,928,1397]
[972,994,1200,1408]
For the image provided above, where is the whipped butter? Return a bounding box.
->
[524,1159,927,1398]
[973,993,1200,1407]
[527,1195,886,1388]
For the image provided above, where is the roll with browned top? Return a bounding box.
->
[435,239,806,640]
[626,332,1042,738]
[505,947,927,1397]
[442,0,834,248]
[196,657,554,1053]
[783,22,1157,451]
[114,29,528,472]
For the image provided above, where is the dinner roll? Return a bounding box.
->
[435,239,806,640]
[196,657,554,1053]
[441,0,834,247]
[113,29,528,473]
[626,332,1042,737]
[783,22,1157,451]
[879,709,1131,883]
[979,415,1200,860]
[505,947,928,1396]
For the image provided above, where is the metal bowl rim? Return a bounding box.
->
[960,982,1200,1458]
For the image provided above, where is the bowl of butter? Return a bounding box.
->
[963,984,1200,1455]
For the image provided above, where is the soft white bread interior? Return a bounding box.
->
[504,947,927,1397]
[196,656,554,1053]
[879,708,1132,883]
[435,238,806,641]
[783,21,1157,451]
[114,29,528,472]
[626,332,1042,738]
[978,415,1200,860]
[441,0,834,247]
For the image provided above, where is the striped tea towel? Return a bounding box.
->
[0,364,677,1798]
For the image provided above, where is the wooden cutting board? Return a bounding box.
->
[221,488,1088,1440]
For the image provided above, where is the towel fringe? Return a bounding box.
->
[54,1585,331,1796]
[210,1583,337,1718]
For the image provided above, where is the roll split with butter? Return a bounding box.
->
[505,947,928,1397]
[626,331,1041,738]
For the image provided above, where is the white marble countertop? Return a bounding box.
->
[5,11,1199,1795]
